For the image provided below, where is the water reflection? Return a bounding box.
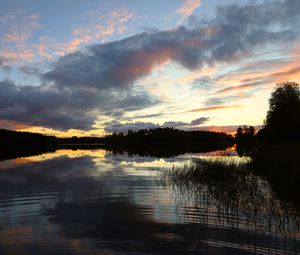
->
[0,148,299,254]
[160,157,300,254]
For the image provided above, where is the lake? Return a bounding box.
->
[0,147,299,254]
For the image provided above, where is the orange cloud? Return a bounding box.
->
[188,105,240,112]
[269,65,300,81]
[213,47,300,97]
[216,84,257,94]
[0,119,31,130]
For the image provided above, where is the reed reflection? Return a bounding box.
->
[160,157,300,254]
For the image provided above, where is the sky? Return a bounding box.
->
[0,0,299,137]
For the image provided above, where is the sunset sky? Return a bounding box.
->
[0,0,300,137]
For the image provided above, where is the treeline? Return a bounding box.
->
[103,128,234,157]
[104,128,233,145]
[0,128,234,160]
[58,136,103,145]
[0,129,57,147]
[0,129,107,160]
[0,129,57,160]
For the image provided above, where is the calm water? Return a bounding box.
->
[0,148,299,254]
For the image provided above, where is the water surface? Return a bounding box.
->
[0,148,299,254]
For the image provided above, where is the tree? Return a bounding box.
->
[236,125,255,141]
[237,127,243,138]
[265,81,300,140]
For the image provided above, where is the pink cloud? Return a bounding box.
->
[3,14,40,45]
[0,8,135,65]
[177,0,202,17]
[51,8,135,54]
[112,47,177,81]
[0,14,41,64]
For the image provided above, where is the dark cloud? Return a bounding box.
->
[104,120,159,133]
[104,117,210,133]
[0,80,158,130]
[190,117,210,126]
[162,121,188,128]
[133,113,164,119]
[187,15,200,28]
[0,80,96,130]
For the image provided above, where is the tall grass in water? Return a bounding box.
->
[161,157,251,185]
[159,157,300,241]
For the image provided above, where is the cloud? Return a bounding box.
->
[0,80,95,130]
[215,64,300,97]
[132,113,163,119]
[99,92,159,118]
[177,0,202,17]
[190,117,209,125]
[104,116,210,133]
[104,120,159,133]
[18,65,42,76]
[215,84,259,95]
[0,119,30,130]
[162,121,188,128]
[0,80,158,130]
[0,57,11,72]
[3,14,40,45]
[0,14,41,64]
[2,0,300,132]
[48,8,136,55]
[188,105,240,112]
[44,0,300,92]
[269,65,300,79]
[0,8,135,65]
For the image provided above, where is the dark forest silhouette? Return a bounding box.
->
[104,128,234,157]
[0,129,57,160]
[0,128,234,160]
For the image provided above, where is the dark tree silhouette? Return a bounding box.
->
[103,127,234,157]
[265,81,300,140]
[236,125,255,141]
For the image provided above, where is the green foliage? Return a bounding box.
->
[265,81,300,140]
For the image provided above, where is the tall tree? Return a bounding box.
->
[265,81,300,140]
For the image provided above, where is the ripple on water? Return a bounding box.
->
[0,148,299,254]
